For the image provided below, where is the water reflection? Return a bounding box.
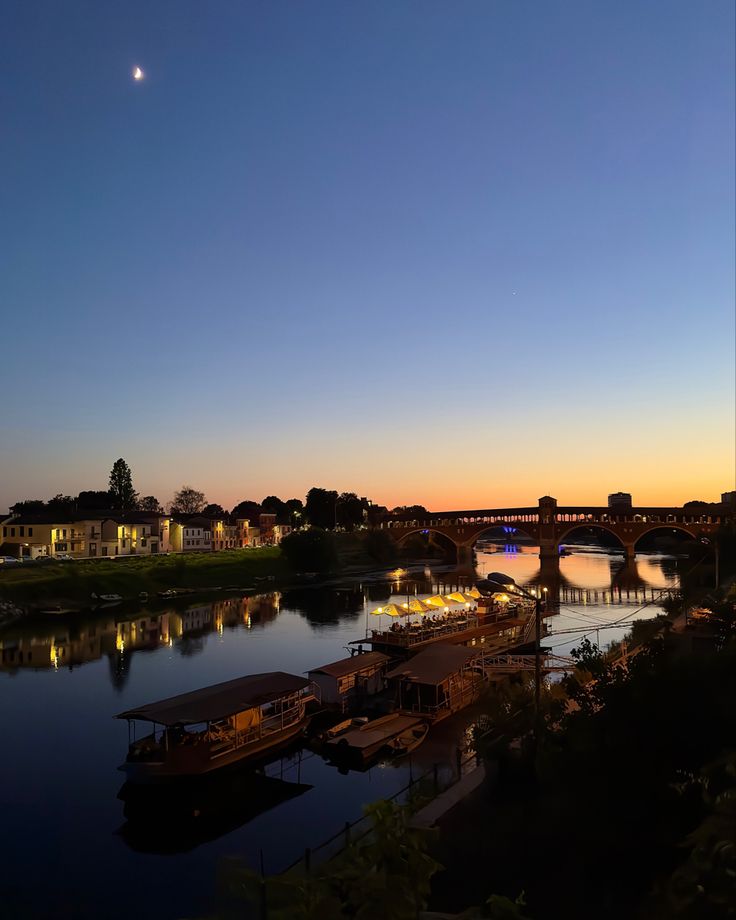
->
[118,767,313,854]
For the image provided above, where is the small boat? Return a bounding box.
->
[116,672,318,782]
[157,589,177,598]
[91,592,123,602]
[139,592,149,600]
[384,722,429,758]
[323,713,426,765]
[38,605,73,616]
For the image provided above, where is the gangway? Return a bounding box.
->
[474,653,574,675]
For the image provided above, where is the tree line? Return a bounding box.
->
[8,458,428,528]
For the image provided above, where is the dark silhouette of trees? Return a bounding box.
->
[138,495,163,513]
[280,528,338,573]
[305,487,338,529]
[230,500,262,521]
[171,485,206,515]
[201,503,226,518]
[391,504,429,516]
[77,490,113,510]
[46,494,75,515]
[284,498,304,527]
[261,495,286,521]
[108,458,138,510]
[9,499,46,515]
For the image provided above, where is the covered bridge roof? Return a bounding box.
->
[116,672,309,726]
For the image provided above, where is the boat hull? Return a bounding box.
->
[121,719,306,783]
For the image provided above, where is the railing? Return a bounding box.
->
[281,745,479,875]
[371,614,480,647]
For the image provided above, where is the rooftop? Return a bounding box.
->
[116,672,310,725]
[308,651,389,679]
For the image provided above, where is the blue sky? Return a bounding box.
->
[1,1,734,510]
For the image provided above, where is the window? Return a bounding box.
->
[102,546,108,556]
[28,527,33,536]
[114,546,119,555]
[2,527,5,537]
[10,527,15,537]
[141,538,147,547]
[19,526,24,537]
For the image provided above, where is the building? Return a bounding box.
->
[0,511,171,559]
[608,492,633,511]
[721,491,736,506]
[170,517,212,553]
[273,524,292,544]
[211,518,239,551]
[308,652,390,710]
[259,513,277,544]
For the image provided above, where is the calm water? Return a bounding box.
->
[0,549,678,919]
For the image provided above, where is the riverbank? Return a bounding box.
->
[0,548,289,609]
[0,530,431,613]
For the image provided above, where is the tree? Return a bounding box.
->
[230,499,262,521]
[305,487,338,529]
[171,485,206,515]
[391,504,428,517]
[284,498,305,527]
[9,499,46,515]
[108,458,138,510]
[76,490,113,510]
[46,494,75,515]
[138,495,163,513]
[202,503,226,518]
[280,528,338,573]
[261,495,286,521]
[336,492,368,531]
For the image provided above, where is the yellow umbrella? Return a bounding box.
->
[424,594,449,608]
[461,592,478,603]
[466,586,482,599]
[403,597,431,614]
[370,603,404,617]
[446,592,468,604]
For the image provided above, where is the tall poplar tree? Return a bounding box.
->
[108,458,138,510]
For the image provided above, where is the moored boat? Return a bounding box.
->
[323,712,426,765]
[116,672,318,782]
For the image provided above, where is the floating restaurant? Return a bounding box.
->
[307,651,390,710]
[116,672,317,781]
[385,645,484,721]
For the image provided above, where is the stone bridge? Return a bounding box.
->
[378,496,729,563]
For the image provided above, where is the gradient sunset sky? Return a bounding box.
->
[1,1,734,513]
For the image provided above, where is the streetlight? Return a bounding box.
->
[481,571,544,738]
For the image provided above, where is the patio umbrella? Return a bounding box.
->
[370,603,404,617]
[446,592,468,604]
[466,586,482,599]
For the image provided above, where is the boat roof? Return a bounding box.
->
[116,672,310,726]
[386,644,478,685]
[308,651,389,679]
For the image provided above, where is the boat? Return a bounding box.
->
[115,672,318,782]
[385,722,429,757]
[323,713,426,765]
[157,589,177,598]
[91,592,122,602]
[38,605,74,616]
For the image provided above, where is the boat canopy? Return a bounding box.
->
[308,652,389,679]
[116,672,310,726]
[386,645,478,686]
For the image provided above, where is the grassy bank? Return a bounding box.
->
[0,548,288,607]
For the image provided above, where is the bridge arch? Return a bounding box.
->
[469,524,539,547]
[632,524,697,551]
[394,527,461,550]
[557,523,627,551]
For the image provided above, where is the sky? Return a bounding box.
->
[1,0,734,513]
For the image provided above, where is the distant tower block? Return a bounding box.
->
[608,492,632,511]
[538,495,558,559]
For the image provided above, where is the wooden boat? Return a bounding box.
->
[323,713,426,765]
[91,592,123,602]
[384,722,429,757]
[116,672,318,782]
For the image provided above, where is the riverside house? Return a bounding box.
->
[0,511,171,560]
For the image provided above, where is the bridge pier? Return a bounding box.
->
[456,544,473,566]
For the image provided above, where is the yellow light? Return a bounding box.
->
[377,607,383,614]
[402,603,408,609]
[133,66,144,81]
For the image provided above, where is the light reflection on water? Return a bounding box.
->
[0,548,679,920]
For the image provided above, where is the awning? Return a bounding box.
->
[116,672,310,726]
[386,645,478,685]
[370,603,405,617]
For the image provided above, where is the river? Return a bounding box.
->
[0,547,679,919]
